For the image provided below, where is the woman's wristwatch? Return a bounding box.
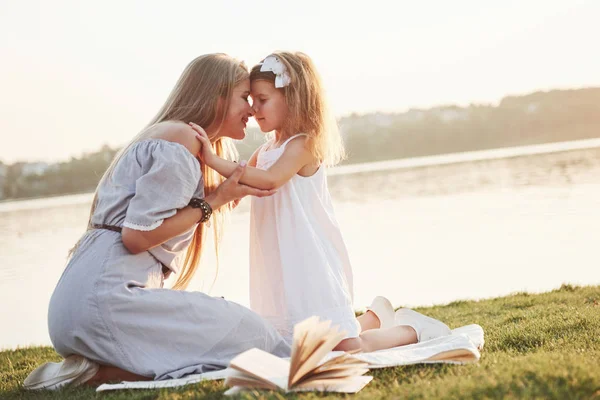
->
[189,198,213,224]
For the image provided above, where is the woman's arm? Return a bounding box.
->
[121,123,275,254]
[121,161,274,254]
[121,191,222,254]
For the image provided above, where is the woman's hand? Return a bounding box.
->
[121,160,273,255]
[188,122,215,165]
[204,160,276,211]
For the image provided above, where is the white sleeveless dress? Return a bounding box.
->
[249,134,361,340]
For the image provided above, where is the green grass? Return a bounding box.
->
[2,284,600,399]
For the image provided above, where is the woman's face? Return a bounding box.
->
[214,78,253,141]
[250,79,288,133]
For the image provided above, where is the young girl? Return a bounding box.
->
[192,51,451,352]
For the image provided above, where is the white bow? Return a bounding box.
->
[260,55,291,88]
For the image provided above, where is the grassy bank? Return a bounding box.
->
[2,284,599,399]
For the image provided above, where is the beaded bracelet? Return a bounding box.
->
[189,198,213,224]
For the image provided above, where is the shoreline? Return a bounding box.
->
[2,137,600,206]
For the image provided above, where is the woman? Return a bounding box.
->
[24,54,291,390]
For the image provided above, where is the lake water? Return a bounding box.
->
[1,139,600,350]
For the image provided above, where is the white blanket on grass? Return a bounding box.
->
[97,324,484,392]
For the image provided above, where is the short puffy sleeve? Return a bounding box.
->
[123,140,202,231]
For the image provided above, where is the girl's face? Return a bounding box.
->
[215,78,253,141]
[250,80,288,133]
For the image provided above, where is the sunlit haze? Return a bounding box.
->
[1,0,599,162]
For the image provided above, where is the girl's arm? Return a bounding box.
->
[209,142,312,190]
[192,123,313,190]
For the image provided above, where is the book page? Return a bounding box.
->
[224,370,279,391]
[294,318,332,367]
[228,348,290,390]
[310,356,368,375]
[304,367,370,381]
[294,375,373,393]
[297,354,369,386]
[289,323,347,386]
[288,316,319,384]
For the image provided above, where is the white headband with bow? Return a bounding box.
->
[260,55,291,88]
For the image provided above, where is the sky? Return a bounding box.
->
[1,0,599,163]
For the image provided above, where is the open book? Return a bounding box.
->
[224,316,373,394]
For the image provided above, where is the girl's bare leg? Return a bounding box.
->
[356,310,381,332]
[85,365,151,386]
[333,325,418,353]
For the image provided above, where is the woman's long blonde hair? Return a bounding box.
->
[250,51,345,166]
[72,53,247,290]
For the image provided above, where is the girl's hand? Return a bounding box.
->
[189,122,215,164]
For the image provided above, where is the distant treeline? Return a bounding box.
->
[2,87,600,200]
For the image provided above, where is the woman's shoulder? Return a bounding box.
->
[121,121,202,178]
[146,120,201,159]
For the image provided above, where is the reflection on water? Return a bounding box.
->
[1,144,600,349]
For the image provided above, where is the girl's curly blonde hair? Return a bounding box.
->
[250,51,345,166]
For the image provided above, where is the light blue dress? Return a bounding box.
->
[47,139,290,380]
